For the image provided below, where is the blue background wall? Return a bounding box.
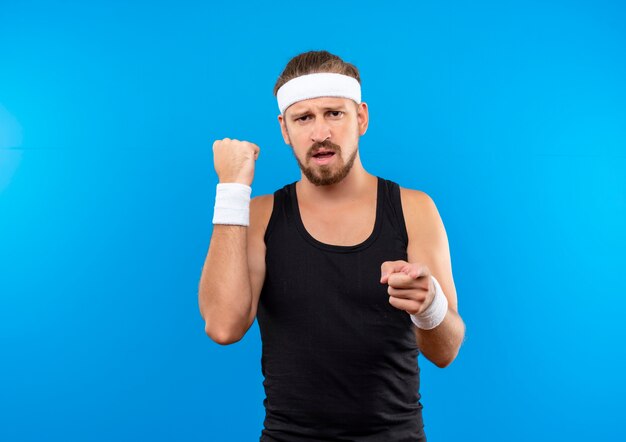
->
[1,1,624,440]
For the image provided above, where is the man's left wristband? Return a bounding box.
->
[410,275,449,330]
[212,182,252,226]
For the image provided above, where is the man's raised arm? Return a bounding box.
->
[198,138,264,345]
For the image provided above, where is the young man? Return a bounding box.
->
[199,50,465,441]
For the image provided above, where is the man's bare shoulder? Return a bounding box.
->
[250,193,274,212]
[398,186,445,244]
[398,186,437,222]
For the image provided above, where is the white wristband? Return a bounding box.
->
[410,275,448,330]
[212,183,252,226]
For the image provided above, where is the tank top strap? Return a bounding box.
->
[263,181,295,245]
[381,177,409,249]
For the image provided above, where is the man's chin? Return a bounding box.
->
[304,170,348,186]
[312,178,342,186]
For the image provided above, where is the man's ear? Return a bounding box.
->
[357,102,369,136]
[277,114,291,145]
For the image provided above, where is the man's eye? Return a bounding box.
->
[297,115,311,121]
[329,111,343,117]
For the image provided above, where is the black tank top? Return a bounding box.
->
[257,176,426,442]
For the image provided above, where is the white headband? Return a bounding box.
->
[276,72,361,115]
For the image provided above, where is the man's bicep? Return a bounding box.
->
[246,240,265,331]
[401,188,459,312]
[245,194,273,331]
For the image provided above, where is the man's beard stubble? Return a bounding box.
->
[293,139,359,186]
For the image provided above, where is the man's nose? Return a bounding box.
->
[310,117,331,143]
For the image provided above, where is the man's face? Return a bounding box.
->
[278,96,369,186]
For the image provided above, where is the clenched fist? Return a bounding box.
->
[212,138,260,186]
[380,260,436,316]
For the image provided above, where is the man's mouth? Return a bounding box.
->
[311,150,336,165]
[312,149,336,159]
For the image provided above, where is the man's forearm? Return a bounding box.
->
[198,225,252,343]
[414,308,465,368]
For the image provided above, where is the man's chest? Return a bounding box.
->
[298,203,377,247]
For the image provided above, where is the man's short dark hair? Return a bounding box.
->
[273,50,361,97]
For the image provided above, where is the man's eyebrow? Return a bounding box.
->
[291,106,347,119]
[290,109,309,119]
[323,105,347,111]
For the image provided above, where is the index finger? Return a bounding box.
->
[380,260,410,283]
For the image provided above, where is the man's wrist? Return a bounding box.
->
[410,275,448,330]
[212,182,252,226]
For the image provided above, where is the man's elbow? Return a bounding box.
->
[433,317,466,368]
[432,343,462,368]
[204,323,243,346]
[433,352,456,368]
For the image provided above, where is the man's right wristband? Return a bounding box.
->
[410,275,449,330]
[212,182,252,226]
